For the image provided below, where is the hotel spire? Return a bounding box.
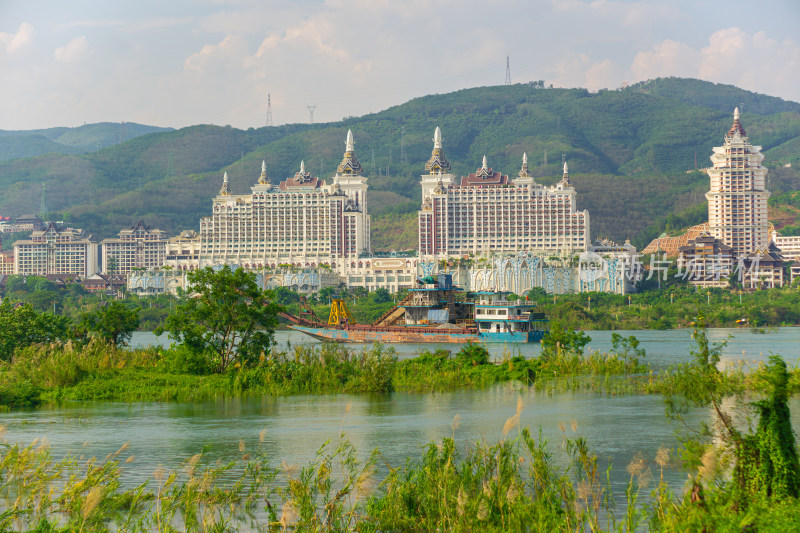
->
[425,126,451,174]
[559,161,571,186]
[518,152,532,178]
[219,171,231,195]
[258,160,269,184]
[727,107,747,138]
[336,129,363,175]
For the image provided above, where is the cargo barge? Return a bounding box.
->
[280,274,548,344]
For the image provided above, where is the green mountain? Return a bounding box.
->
[0,78,798,251]
[0,122,173,161]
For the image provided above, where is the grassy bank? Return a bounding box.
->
[0,339,648,408]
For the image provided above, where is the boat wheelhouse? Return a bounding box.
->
[473,291,548,342]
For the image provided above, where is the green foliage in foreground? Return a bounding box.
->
[3,425,800,531]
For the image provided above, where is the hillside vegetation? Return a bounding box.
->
[0,78,799,250]
[0,122,172,162]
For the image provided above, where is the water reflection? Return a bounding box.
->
[3,387,725,501]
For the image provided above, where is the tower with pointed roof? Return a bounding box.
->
[258,161,269,185]
[420,126,457,205]
[332,129,370,255]
[705,108,770,258]
[219,172,231,196]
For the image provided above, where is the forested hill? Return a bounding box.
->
[0,123,173,162]
[0,77,798,251]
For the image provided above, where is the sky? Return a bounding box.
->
[1,0,799,130]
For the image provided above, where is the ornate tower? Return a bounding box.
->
[705,108,770,258]
[219,171,231,196]
[332,130,370,255]
[420,126,456,203]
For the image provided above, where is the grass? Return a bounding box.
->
[0,339,656,408]
[2,335,796,408]
[3,425,800,531]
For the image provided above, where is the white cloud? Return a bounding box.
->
[54,36,89,63]
[630,28,800,99]
[184,34,247,73]
[0,22,35,55]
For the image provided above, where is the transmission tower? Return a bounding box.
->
[40,184,47,219]
[371,148,376,174]
[307,105,316,124]
[266,93,273,127]
[400,127,407,165]
[505,55,511,85]
[543,148,548,166]
[120,121,126,143]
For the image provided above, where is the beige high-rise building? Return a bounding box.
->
[14,222,98,276]
[101,221,168,274]
[199,130,370,268]
[705,108,770,259]
[418,127,589,258]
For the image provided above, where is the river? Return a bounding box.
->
[3,327,800,515]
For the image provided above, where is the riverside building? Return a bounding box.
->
[706,108,770,259]
[199,130,370,269]
[417,127,589,258]
[100,221,168,274]
[13,222,98,276]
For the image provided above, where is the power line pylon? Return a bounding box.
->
[505,55,511,85]
[307,105,316,124]
[266,93,273,127]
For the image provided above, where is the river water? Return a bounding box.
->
[3,328,800,513]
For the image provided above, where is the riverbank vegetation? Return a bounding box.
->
[3,413,800,531]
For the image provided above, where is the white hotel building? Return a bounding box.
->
[199,130,370,269]
[418,127,589,258]
[13,222,98,277]
[706,108,770,259]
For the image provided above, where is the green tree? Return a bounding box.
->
[735,356,800,502]
[541,322,591,358]
[0,301,71,361]
[156,266,283,372]
[372,288,391,304]
[80,301,140,346]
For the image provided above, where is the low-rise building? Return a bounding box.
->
[741,244,785,289]
[771,232,800,262]
[82,273,127,296]
[676,233,735,287]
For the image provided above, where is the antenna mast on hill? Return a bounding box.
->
[505,56,511,85]
[266,93,273,127]
[400,127,407,165]
[40,184,47,219]
[307,105,316,124]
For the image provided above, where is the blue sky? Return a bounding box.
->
[1,0,798,129]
